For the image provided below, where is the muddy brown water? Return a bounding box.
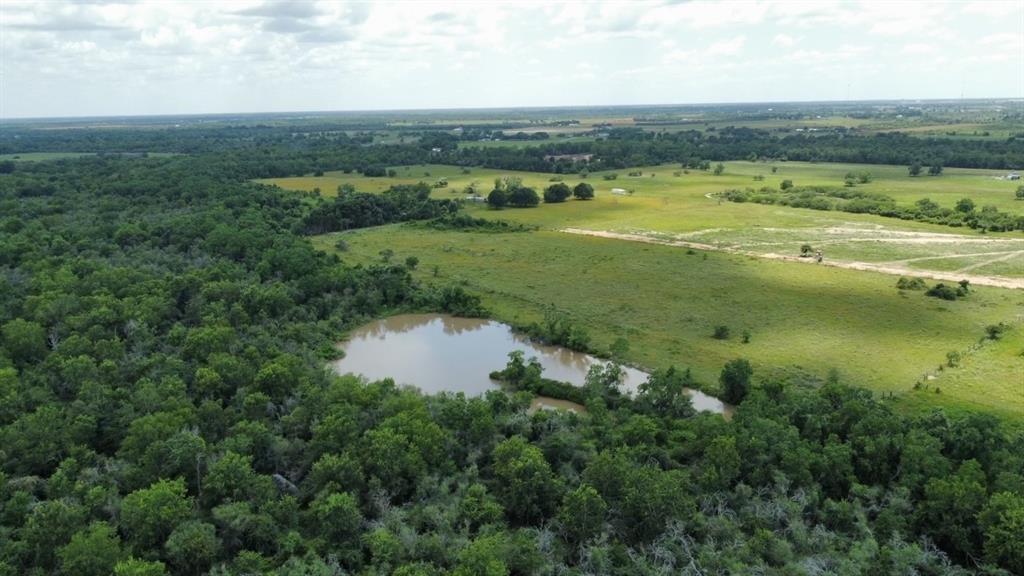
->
[331,314,732,416]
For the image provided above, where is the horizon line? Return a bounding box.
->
[3,96,1023,124]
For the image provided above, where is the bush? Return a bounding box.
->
[780,179,793,190]
[925,283,959,301]
[713,325,730,340]
[800,244,814,257]
[603,173,618,181]
[985,323,1007,340]
[896,277,927,290]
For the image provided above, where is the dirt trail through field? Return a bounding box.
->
[561,228,1024,289]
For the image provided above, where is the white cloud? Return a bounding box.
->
[772,33,795,47]
[707,35,746,56]
[961,1,1024,17]
[0,0,1020,117]
[902,43,936,54]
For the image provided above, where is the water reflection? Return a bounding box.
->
[332,314,731,416]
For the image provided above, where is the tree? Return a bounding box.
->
[955,197,975,213]
[486,188,507,209]
[310,491,363,551]
[637,366,695,419]
[979,492,1024,573]
[202,451,274,508]
[458,483,504,533]
[165,521,219,576]
[720,358,752,404]
[120,478,193,552]
[573,182,594,200]
[713,163,725,176]
[918,459,987,561]
[59,522,124,576]
[584,362,623,400]
[22,499,86,570]
[700,435,741,489]
[909,162,922,176]
[1,318,48,365]
[543,183,571,203]
[507,186,540,208]
[780,179,793,190]
[1015,185,1024,200]
[491,436,562,524]
[558,485,607,545]
[713,325,730,340]
[928,163,944,176]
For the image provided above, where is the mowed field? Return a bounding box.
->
[264,161,1023,419]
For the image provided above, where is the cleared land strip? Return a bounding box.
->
[561,228,1024,290]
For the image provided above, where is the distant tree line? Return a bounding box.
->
[5,123,1021,183]
[723,186,1024,232]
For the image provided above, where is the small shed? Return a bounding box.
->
[611,188,628,196]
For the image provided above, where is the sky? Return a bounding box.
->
[1,0,1022,119]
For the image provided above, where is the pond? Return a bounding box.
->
[331,314,732,416]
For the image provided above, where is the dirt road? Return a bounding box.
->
[561,228,1024,290]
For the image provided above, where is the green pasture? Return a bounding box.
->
[263,161,1024,278]
[314,226,1024,420]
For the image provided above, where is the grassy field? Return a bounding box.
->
[263,161,1024,279]
[265,160,1022,418]
[313,226,1024,420]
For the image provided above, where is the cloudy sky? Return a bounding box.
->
[1,0,1022,118]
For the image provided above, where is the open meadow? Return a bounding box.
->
[276,160,1024,421]
[263,160,1024,281]
[313,226,1023,420]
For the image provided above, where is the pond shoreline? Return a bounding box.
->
[331,313,733,417]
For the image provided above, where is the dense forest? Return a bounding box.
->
[1,129,1023,575]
